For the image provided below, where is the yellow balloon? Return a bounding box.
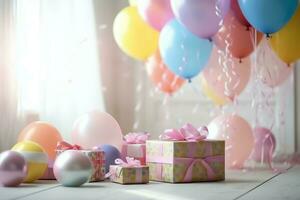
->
[12,141,48,183]
[270,6,300,64]
[200,76,228,106]
[113,6,159,60]
[128,0,137,6]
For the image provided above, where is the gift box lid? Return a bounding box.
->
[146,140,224,164]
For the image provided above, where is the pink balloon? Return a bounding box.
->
[137,0,174,31]
[208,114,254,168]
[230,0,250,27]
[71,111,123,150]
[257,39,293,87]
[213,10,263,59]
[202,47,251,101]
[171,0,231,39]
[250,127,276,163]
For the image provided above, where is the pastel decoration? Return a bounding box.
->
[108,157,149,184]
[12,141,48,183]
[146,51,185,94]
[200,75,228,106]
[230,0,250,27]
[113,6,159,60]
[0,151,27,187]
[71,110,123,150]
[137,0,174,31]
[18,121,62,161]
[202,47,251,101]
[213,10,263,59]
[159,20,213,80]
[257,39,293,87]
[250,127,276,163]
[121,132,150,165]
[270,6,300,64]
[128,0,137,6]
[208,114,254,169]
[54,150,92,187]
[238,0,298,34]
[98,144,121,173]
[171,0,231,39]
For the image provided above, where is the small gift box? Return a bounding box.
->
[146,123,225,183]
[108,157,149,184]
[56,141,105,182]
[121,132,149,165]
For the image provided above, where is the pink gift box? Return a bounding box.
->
[121,143,146,165]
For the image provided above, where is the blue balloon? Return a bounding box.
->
[238,0,298,34]
[159,20,212,80]
[98,144,120,173]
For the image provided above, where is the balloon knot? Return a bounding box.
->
[266,33,272,39]
[245,26,250,31]
[239,58,242,63]
[208,38,212,42]
[188,79,192,83]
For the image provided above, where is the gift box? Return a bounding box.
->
[56,142,105,182]
[121,132,149,165]
[108,157,149,184]
[146,124,225,183]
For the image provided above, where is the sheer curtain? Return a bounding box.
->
[0,0,104,150]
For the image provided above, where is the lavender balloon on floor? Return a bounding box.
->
[0,151,27,187]
[96,144,120,173]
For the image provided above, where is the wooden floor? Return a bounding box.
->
[1,166,299,200]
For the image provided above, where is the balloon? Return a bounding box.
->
[12,141,48,183]
[159,20,213,80]
[18,121,62,161]
[238,0,298,34]
[202,47,251,101]
[146,51,185,94]
[230,0,250,27]
[96,144,121,173]
[71,111,123,150]
[270,6,300,64]
[250,127,276,163]
[54,150,92,187]
[208,114,254,168]
[113,6,159,60]
[0,151,27,187]
[200,75,228,106]
[137,0,174,31]
[213,10,263,59]
[257,39,293,87]
[171,0,231,39]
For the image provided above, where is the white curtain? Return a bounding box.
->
[0,0,104,150]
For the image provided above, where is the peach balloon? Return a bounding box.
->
[208,114,254,168]
[71,111,123,150]
[202,47,251,101]
[146,51,185,94]
[18,121,62,161]
[213,10,263,59]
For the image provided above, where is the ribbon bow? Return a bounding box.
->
[159,123,208,142]
[124,132,150,144]
[115,157,141,167]
[56,141,82,150]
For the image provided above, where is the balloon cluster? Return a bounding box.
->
[113,0,299,103]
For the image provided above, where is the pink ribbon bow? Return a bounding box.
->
[159,123,208,141]
[124,132,150,144]
[115,157,142,167]
[56,141,82,150]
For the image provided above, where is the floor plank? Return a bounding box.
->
[10,170,277,200]
[238,166,300,200]
[0,180,59,200]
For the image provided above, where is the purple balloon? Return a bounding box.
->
[171,0,231,39]
[98,144,120,173]
[250,127,276,163]
[0,151,27,187]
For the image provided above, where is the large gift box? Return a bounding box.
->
[56,142,105,182]
[108,157,149,184]
[121,132,149,165]
[146,124,225,183]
